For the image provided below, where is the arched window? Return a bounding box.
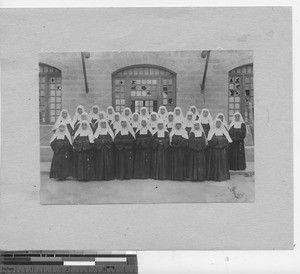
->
[228,63,254,124]
[39,63,62,124]
[112,65,176,113]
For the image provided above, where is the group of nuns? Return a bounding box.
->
[50,104,247,182]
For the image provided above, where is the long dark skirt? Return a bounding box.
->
[188,149,206,181]
[94,147,114,180]
[207,148,230,181]
[50,150,73,180]
[169,147,188,180]
[74,150,95,181]
[151,146,169,180]
[229,141,246,170]
[115,149,134,180]
[133,148,152,179]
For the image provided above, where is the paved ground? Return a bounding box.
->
[40,162,254,204]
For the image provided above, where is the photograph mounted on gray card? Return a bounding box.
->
[39,50,254,204]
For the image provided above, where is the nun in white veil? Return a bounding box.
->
[183,111,195,135]
[228,112,247,171]
[206,118,232,182]
[72,105,85,127]
[189,105,200,120]
[140,106,150,121]
[52,109,74,135]
[173,106,185,123]
[131,112,141,133]
[106,106,115,125]
[114,118,136,180]
[94,119,115,180]
[133,117,153,179]
[122,107,133,123]
[73,120,95,181]
[49,121,73,180]
[215,113,229,130]
[158,106,168,123]
[198,108,213,137]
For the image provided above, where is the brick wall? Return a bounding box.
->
[39,50,253,118]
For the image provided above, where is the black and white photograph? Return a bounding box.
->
[40,50,255,204]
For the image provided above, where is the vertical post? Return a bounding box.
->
[201,51,211,92]
[81,52,89,93]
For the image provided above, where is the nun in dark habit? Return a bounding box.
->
[169,119,189,180]
[73,120,95,181]
[206,118,232,182]
[151,119,170,180]
[188,120,207,181]
[133,118,153,179]
[93,119,115,180]
[49,121,73,181]
[228,112,247,171]
[114,118,136,180]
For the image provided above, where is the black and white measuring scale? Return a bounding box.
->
[0,251,138,273]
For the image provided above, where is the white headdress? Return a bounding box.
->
[199,108,213,126]
[170,118,188,142]
[94,119,115,140]
[73,105,85,124]
[229,112,245,129]
[215,113,228,130]
[50,121,72,144]
[74,119,94,143]
[52,109,73,131]
[207,118,232,142]
[140,107,150,120]
[136,117,153,135]
[115,117,136,138]
[189,105,200,119]
[88,105,100,122]
[106,106,115,121]
[122,107,133,123]
[174,106,185,122]
[166,112,175,128]
[111,112,121,131]
[158,106,168,122]
[149,112,158,129]
[131,112,141,128]
[153,119,168,138]
[184,111,195,128]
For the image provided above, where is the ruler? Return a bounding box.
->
[0,251,138,273]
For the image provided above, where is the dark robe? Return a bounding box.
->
[94,133,114,180]
[201,123,210,137]
[188,132,207,181]
[133,130,152,179]
[151,131,170,180]
[169,135,189,180]
[228,123,247,170]
[50,136,73,180]
[114,131,135,180]
[206,134,230,181]
[73,135,95,181]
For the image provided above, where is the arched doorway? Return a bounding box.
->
[39,63,62,124]
[112,65,176,113]
[228,63,254,124]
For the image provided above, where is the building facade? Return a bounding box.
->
[39,51,254,162]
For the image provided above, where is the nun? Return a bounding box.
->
[206,118,232,181]
[106,106,115,125]
[149,112,158,131]
[174,106,185,123]
[215,113,229,130]
[158,106,168,123]
[133,118,153,179]
[140,107,149,121]
[110,112,121,134]
[73,112,90,134]
[73,120,95,181]
[188,121,207,181]
[184,111,195,135]
[166,112,175,133]
[114,118,136,180]
[189,105,200,120]
[94,119,115,180]
[122,107,133,123]
[52,109,74,136]
[89,105,100,126]
[151,119,170,180]
[228,112,247,171]
[131,112,141,133]
[72,105,85,127]
[169,119,189,180]
[199,108,213,137]
[49,122,73,181]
